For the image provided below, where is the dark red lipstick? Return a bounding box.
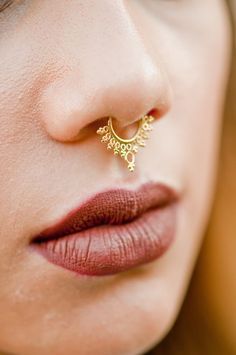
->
[31,182,178,276]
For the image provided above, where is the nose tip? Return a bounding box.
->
[103,64,171,129]
[38,0,173,143]
[40,62,172,142]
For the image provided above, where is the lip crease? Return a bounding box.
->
[31,182,179,276]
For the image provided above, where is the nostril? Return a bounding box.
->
[148,108,164,121]
[71,117,109,142]
[99,108,161,142]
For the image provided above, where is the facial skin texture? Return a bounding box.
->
[0,1,231,354]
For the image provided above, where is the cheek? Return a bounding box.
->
[0,26,67,252]
[138,0,231,196]
[139,1,231,311]
[161,1,230,208]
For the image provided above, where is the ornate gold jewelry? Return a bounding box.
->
[96,115,154,172]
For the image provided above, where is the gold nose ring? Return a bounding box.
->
[96,115,155,172]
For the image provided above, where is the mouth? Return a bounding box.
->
[31,182,179,276]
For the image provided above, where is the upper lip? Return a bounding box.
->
[33,181,178,243]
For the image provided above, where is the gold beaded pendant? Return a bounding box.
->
[96,115,154,172]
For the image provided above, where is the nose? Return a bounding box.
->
[40,3,172,142]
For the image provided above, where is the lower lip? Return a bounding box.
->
[32,204,177,277]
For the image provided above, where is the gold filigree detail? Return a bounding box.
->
[97,115,155,172]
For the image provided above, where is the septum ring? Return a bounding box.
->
[96,115,155,172]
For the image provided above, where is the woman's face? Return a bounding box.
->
[0,1,231,354]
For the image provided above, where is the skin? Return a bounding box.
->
[0,1,231,354]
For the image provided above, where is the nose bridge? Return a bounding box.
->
[81,32,161,123]
[41,1,170,142]
[74,0,160,95]
[89,9,151,73]
[72,1,152,70]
